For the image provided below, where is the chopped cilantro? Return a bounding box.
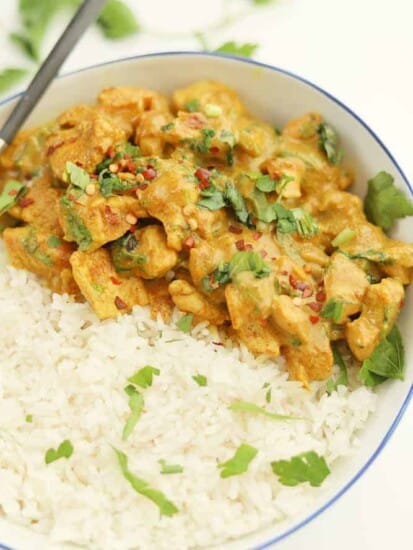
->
[271,451,330,487]
[190,128,216,153]
[317,123,342,165]
[223,183,254,226]
[159,460,184,475]
[364,171,413,231]
[291,208,319,238]
[122,385,144,440]
[214,41,258,58]
[202,251,271,291]
[98,169,136,198]
[45,439,73,464]
[176,313,193,333]
[65,161,90,190]
[198,182,226,211]
[0,180,26,215]
[161,122,175,132]
[326,344,348,393]
[22,228,53,265]
[113,448,178,516]
[229,400,301,421]
[320,299,343,322]
[192,374,207,387]
[47,235,61,248]
[184,99,200,112]
[128,366,160,389]
[218,444,258,478]
[219,129,236,148]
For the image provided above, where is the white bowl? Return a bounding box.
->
[0,52,411,550]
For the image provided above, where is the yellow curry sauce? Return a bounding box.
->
[0,81,412,386]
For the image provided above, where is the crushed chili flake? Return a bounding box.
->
[126,160,136,173]
[198,179,211,190]
[18,196,34,208]
[302,287,313,298]
[281,270,288,276]
[184,235,195,249]
[229,225,242,234]
[195,167,211,183]
[308,301,322,312]
[107,146,116,158]
[110,276,121,286]
[142,167,157,180]
[68,193,76,201]
[114,296,128,310]
[316,290,326,302]
[400,299,405,308]
[8,189,18,197]
[309,315,319,324]
[209,146,220,154]
[272,171,281,180]
[235,239,246,251]
[253,231,262,240]
[187,114,204,129]
[244,243,253,251]
[104,205,119,225]
[260,250,268,258]
[259,318,268,327]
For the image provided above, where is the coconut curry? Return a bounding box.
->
[1,81,412,386]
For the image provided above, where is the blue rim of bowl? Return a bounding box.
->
[0,51,411,550]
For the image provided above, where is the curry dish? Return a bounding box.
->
[1,81,412,385]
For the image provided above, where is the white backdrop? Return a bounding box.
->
[0,1,412,549]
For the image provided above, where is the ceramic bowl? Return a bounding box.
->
[0,52,411,550]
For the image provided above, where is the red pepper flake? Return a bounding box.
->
[316,290,326,302]
[235,239,246,251]
[198,179,211,190]
[244,243,253,251]
[137,183,148,191]
[18,196,34,208]
[8,189,18,197]
[250,215,258,226]
[289,274,297,288]
[229,225,242,234]
[187,114,204,129]
[114,296,128,310]
[142,167,157,181]
[253,231,262,240]
[272,171,281,180]
[400,299,405,308]
[104,205,119,225]
[209,146,220,154]
[281,270,288,276]
[260,250,268,258]
[126,160,136,173]
[302,287,313,298]
[107,146,116,158]
[184,235,195,249]
[309,315,319,324]
[110,276,121,286]
[195,167,211,183]
[308,302,322,312]
[68,193,76,202]
[259,318,268,327]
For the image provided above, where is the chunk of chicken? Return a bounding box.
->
[345,278,404,361]
[145,279,174,322]
[46,105,127,180]
[237,118,276,158]
[172,80,246,117]
[312,189,366,238]
[134,111,173,156]
[263,157,306,199]
[324,252,369,323]
[70,249,148,320]
[282,112,322,142]
[169,279,229,325]
[3,225,78,295]
[271,295,311,345]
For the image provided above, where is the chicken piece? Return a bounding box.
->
[145,279,174,322]
[382,242,413,284]
[110,225,178,279]
[270,295,311,345]
[134,111,173,156]
[263,157,306,199]
[179,204,229,241]
[97,86,170,134]
[141,160,199,251]
[237,118,277,158]
[8,171,63,234]
[282,112,322,142]
[236,319,281,356]
[169,279,229,325]
[312,189,366,238]
[172,80,246,117]
[46,105,127,180]
[3,225,78,295]
[324,252,369,323]
[345,277,404,361]
[70,249,148,320]
[59,192,142,252]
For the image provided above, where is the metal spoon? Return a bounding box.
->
[0,0,107,154]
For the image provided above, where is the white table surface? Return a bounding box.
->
[0,1,412,549]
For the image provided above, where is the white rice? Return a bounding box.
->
[0,242,376,549]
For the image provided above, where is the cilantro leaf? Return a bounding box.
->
[97,0,139,39]
[317,123,342,165]
[122,385,144,440]
[113,448,179,516]
[0,181,26,215]
[271,451,330,487]
[320,299,343,322]
[326,344,348,393]
[229,400,301,421]
[364,171,413,231]
[184,99,200,112]
[47,235,62,248]
[159,459,184,475]
[256,175,277,193]
[45,439,74,464]
[192,374,207,387]
[0,68,28,94]
[202,251,271,291]
[65,161,90,190]
[218,444,258,478]
[176,313,193,333]
[291,208,319,238]
[358,325,405,386]
[197,183,226,210]
[128,366,160,389]
[214,41,258,58]
[223,183,254,226]
[189,128,216,153]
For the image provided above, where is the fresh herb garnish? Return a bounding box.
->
[65,161,90,190]
[98,169,136,197]
[197,182,227,211]
[214,41,258,58]
[202,251,271,291]
[45,439,74,464]
[0,68,28,94]
[326,344,348,393]
[159,460,184,475]
[218,444,258,478]
[122,385,144,440]
[317,123,342,165]
[113,448,179,516]
[97,0,139,39]
[47,235,62,248]
[271,451,330,487]
[198,181,254,227]
[320,299,343,322]
[161,122,175,132]
[22,228,53,265]
[176,313,193,333]
[189,128,216,153]
[128,366,160,389]
[332,228,356,247]
[291,208,319,238]
[364,171,413,231]
[0,181,26,215]
[25,414,33,423]
[229,400,301,421]
[339,249,390,263]
[184,99,201,112]
[358,325,405,386]
[192,374,207,387]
